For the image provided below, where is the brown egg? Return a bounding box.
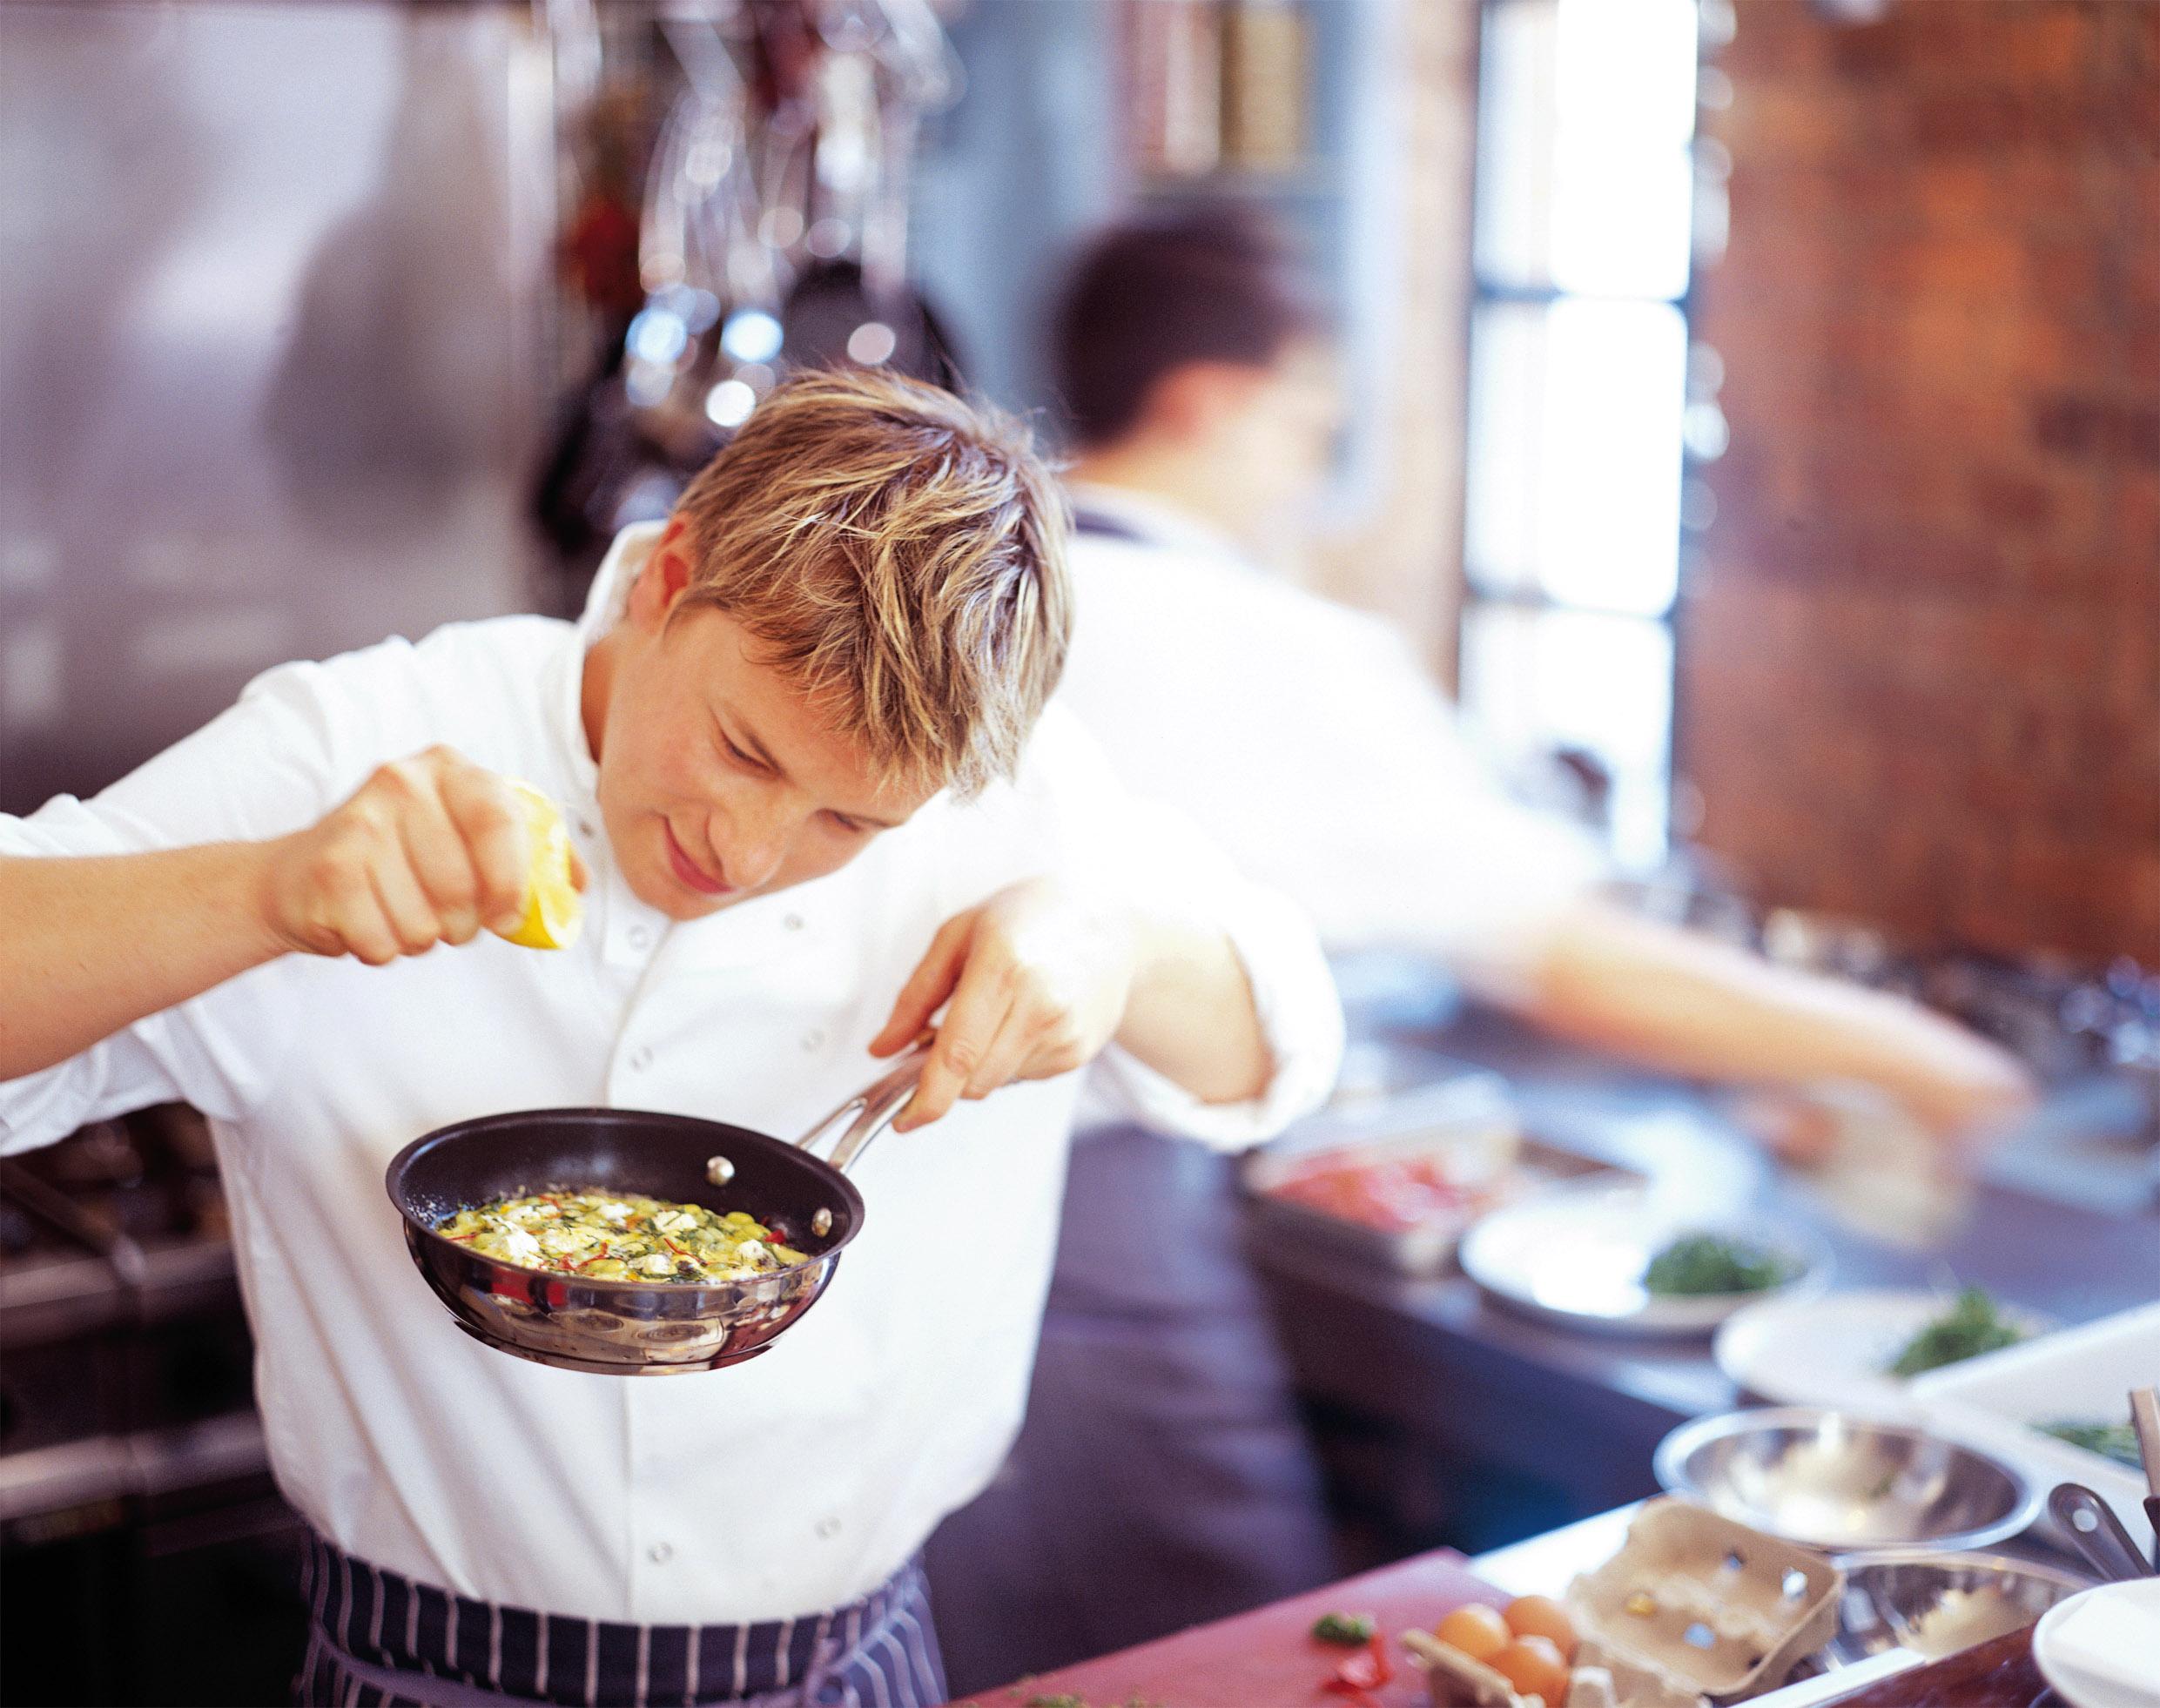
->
[1435,1602,1511,1663]
[1490,1635,1571,1705]
[1503,1594,1578,1663]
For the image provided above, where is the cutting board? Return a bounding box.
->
[952,1548,1504,1708]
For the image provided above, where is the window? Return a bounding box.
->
[1457,0,1725,872]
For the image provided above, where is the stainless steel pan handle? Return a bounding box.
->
[796,1038,934,1175]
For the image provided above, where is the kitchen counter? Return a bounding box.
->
[951,1545,1502,1707]
[956,1521,2069,1708]
[1248,1001,2160,1524]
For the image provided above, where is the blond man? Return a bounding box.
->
[0,370,1342,1706]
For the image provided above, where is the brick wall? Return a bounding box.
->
[1679,0,2160,963]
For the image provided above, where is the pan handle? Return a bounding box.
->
[797,1038,935,1174]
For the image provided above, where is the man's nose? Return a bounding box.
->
[719,803,795,891]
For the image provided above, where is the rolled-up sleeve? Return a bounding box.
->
[0,654,384,1153]
[1089,846,1344,1151]
[1044,734,1342,1151]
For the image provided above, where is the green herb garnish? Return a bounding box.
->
[2040,1420,2141,1469]
[1887,1286,2027,1377]
[1311,1611,1376,1645]
[1642,1234,1793,1296]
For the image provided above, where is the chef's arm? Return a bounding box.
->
[875,876,1275,1129]
[1112,898,1272,1104]
[1504,899,2036,1139]
[2,747,543,1083]
[0,844,285,1080]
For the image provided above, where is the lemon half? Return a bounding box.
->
[495,780,584,951]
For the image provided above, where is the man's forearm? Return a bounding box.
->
[0,845,284,1079]
[1113,903,1272,1104]
[1517,900,2032,1132]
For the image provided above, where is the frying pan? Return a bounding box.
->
[384,1040,931,1375]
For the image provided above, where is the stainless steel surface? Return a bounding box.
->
[803,1039,932,1174]
[1655,1409,2042,1556]
[0,1411,268,1524]
[2049,1482,2153,1583]
[1746,1650,1926,1708]
[0,0,554,814]
[1823,1549,2093,1663]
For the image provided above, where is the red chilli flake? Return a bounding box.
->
[1322,1634,1393,1696]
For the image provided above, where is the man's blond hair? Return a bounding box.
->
[670,367,1070,798]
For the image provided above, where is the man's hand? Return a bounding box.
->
[259,747,586,966]
[869,878,1142,1130]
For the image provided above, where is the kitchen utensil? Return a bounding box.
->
[1715,1288,2055,1412]
[1820,1549,2092,1663]
[1653,1409,2041,1556]
[1458,1180,1830,1337]
[1564,1496,1845,1702]
[2031,1580,2160,1708]
[2050,1483,2154,1584]
[2130,1386,2160,1570]
[385,1040,930,1375]
[1741,1648,1924,1708]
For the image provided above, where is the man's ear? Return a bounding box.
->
[629,515,696,624]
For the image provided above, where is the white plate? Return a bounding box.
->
[1713,1288,2055,1412]
[1457,1180,1828,1337]
[2032,1581,2160,1708]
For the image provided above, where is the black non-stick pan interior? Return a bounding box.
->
[389,1106,865,1263]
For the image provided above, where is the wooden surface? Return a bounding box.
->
[1836,1629,2045,1707]
[952,1547,1499,1707]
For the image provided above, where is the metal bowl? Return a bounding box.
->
[1655,1409,2042,1556]
[1822,1550,2094,1663]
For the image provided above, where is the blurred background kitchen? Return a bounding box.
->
[2,1,2155,1703]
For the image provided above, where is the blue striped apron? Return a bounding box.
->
[293,1533,946,1708]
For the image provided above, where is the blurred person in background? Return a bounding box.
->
[925,202,2036,1691]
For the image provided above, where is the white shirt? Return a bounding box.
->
[1057,483,1605,999]
[0,523,1342,1624]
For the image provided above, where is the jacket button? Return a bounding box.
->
[649,1542,673,1563]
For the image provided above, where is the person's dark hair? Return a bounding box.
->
[1048,200,1327,448]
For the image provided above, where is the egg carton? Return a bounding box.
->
[1564,1498,1842,1702]
[1404,1630,1702,1708]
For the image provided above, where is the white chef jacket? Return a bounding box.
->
[1057,483,1605,999]
[0,523,1342,1624]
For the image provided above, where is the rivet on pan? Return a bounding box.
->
[705,1155,736,1187]
[811,1207,833,1238]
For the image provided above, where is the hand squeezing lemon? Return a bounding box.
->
[494,781,585,951]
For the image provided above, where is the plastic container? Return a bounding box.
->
[1243,1075,1638,1274]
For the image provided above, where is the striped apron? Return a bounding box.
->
[293,1534,947,1708]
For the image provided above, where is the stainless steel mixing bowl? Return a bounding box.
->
[1822,1549,2094,1662]
[1654,1408,2042,1556]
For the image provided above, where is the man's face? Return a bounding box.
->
[586,528,939,921]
